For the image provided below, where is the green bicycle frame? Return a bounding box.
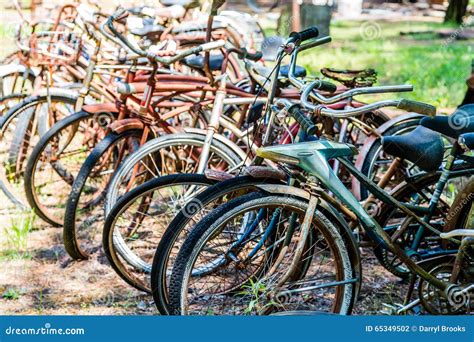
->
[257,139,450,292]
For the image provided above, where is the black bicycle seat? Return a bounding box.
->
[382,126,444,172]
[279,64,307,78]
[183,54,224,71]
[459,132,474,151]
[420,104,474,139]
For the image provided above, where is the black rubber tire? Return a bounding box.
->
[103,173,218,293]
[63,129,143,260]
[24,110,116,226]
[151,175,283,314]
[357,118,421,200]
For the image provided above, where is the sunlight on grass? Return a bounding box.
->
[294,20,473,109]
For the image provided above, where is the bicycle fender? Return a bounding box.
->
[82,102,119,115]
[108,118,145,134]
[184,127,250,165]
[0,64,37,79]
[242,166,286,180]
[31,87,79,98]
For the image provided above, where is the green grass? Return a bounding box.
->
[292,20,473,110]
[2,288,21,300]
[1,212,36,259]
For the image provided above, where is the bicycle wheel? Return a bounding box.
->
[444,178,474,231]
[0,91,78,206]
[103,173,217,292]
[152,174,285,314]
[63,129,144,260]
[0,65,35,98]
[104,132,245,214]
[169,193,356,315]
[24,110,116,226]
[373,169,474,278]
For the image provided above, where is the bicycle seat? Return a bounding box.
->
[252,64,307,79]
[420,104,474,139]
[321,68,377,88]
[459,132,474,151]
[279,65,307,78]
[183,54,224,71]
[130,24,166,37]
[382,126,444,172]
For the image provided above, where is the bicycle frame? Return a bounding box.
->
[256,140,459,293]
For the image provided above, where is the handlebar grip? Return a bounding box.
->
[299,36,332,52]
[290,26,319,43]
[288,105,317,136]
[238,48,262,61]
[244,51,263,61]
[318,80,337,93]
[397,99,436,116]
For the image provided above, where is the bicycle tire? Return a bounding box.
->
[63,129,144,260]
[24,110,117,226]
[103,173,218,293]
[444,178,474,231]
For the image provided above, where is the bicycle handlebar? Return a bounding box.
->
[237,48,262,61]
[300,81,436,118]
[289,27,319,43]
[299,36,332,52]
[104,8,226,65]
[288,104,317,135]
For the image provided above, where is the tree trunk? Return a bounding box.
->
[278,2,332,37]
[444,0,469,24]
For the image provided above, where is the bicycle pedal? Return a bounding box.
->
[380,303,402,315]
